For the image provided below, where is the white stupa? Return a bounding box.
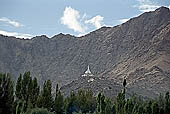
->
[82,65,94,77]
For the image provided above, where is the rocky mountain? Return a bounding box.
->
[60,74,157,98]
[0,7,170,98]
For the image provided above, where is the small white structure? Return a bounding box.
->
[88,78,94,82]
[82,65,94,77]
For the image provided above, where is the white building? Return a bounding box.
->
[82,65,94,77]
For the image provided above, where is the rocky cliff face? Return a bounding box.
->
[0,7,170,97]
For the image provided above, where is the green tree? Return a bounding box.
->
[54,84,64,114]
[104,98,114,114]
[64,92,77,114]
[15,72,37,112]
[151,102,159,114]
[37,80,53,111]
[132,103,139,114]
[123,78,127,88]
[0,73,14,114]
[84,90,96,113]
[16,74,22,100]
[96,92,102,113]
[164,91,170,114]
[124,98,134,114]
[30,77,40,107]
[21,72,32,101]
[16,100,25,114]
[100,94,106,114]
[76,89,86,112]
[25,108,54,114]
[76,89,96,113]
[21,72,33,112]
[158,93,164,109]
[138,105,144,114]
[72,111,83,114]
[115,92,125,114]
[95,92,106,114]
[159,107,164,114]
[144,100,152,114]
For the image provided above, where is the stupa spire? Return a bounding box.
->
[82,65,93,77]
[85,65,91,74]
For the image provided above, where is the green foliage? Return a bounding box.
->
[115,91,125,114]
[158,93,164,109]
[97,93,106,114]
[16,100,25,114]
[25,108,54,114]
[37,80,53,111]
[64,90,96,114]
[0,73,14,114]
[54,84,64,114]
[72,111,83,114]
[144,100,152,114]
[104,98,114,114]
[1,71,170,114]
[131,103,145,114]
[76,89,96,113]
[30,77,40,107]
[64,92,78,114]
[21,72,32,101]
[95,92,115,114]
[132,103,139,114]
[16,74,22,100]
[124,98,134,114]
[164,91,170,114]
[151,102,159,114]
[15,72,40,112]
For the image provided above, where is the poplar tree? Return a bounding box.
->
[165,92,170,114]
[30,77,40,107]
[151,102,159,114]
[0,73,14,114]
[37,80,53,111]
[54,91,64,114]
[16,74,22,100]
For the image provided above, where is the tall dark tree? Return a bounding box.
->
[15,72,40,112]
[21,71,32,101]
[15,72,34,112]
[54,83,64,114]
[37,80,53,111]
[100,94,106,114]
[124,99,134,114]
[96,92,102,113]
[116,92,125,114]
[144,100,152,114]
[123,78,127,88]
[54,91,64,114]
[104,98,114,114]
[25,108,54,114]
[0,73,14,114]
[55,84,59,96]
[132,103,141,114]
[16,100,25,114]
[30,77,40,107]
[164,91,170,114]
[64,92,77,114]
[16,74,22,100]
[95,92,106,114]
[151,102,159,114]
[84,90,96,113]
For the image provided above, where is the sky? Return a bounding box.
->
[0,0,170,39]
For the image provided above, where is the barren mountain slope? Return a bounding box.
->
[0,7,170,97]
